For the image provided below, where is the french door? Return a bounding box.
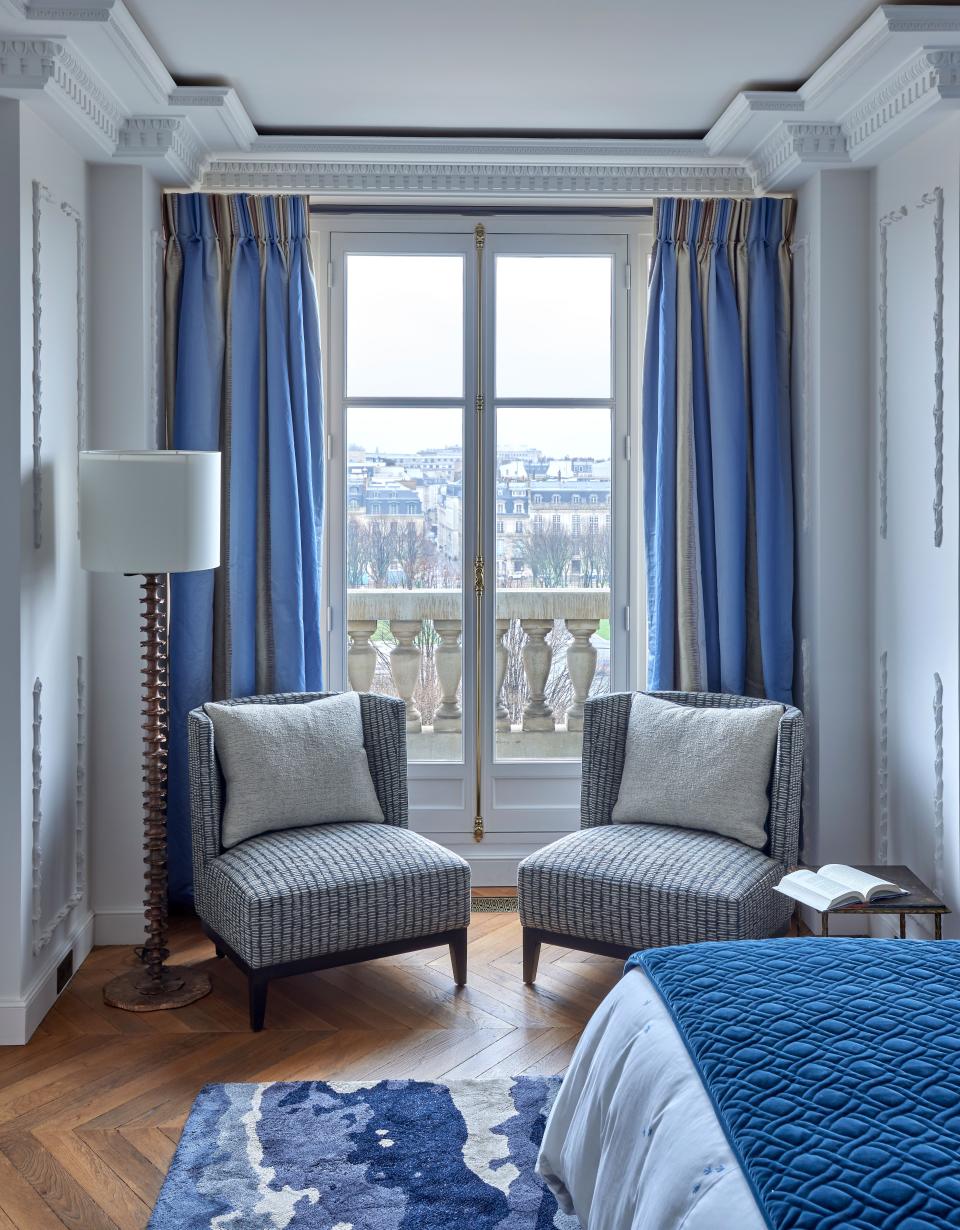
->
[318,216,647,881]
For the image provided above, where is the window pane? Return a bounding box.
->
[346,254,464,398]
[495,256,612,399]
[346,406,463,765]
[494,406,611,762]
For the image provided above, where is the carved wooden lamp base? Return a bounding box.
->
[104,966,211,1012]
[103,574,212,1015]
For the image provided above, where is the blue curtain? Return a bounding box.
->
[643,197,795,703]
[163,194,324,902]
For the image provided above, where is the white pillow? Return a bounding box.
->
[610,693,784,848]
[204,692,385,849]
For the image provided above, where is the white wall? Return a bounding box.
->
[87,165,163,945]
[872,116,960,938]
[793,169,874,916]
[0,103,93,1043]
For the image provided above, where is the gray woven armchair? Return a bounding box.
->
[188,691,471,1029]
[518,690,803,982]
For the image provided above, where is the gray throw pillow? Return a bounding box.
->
[204,692,385,849]
[610,692,784,848]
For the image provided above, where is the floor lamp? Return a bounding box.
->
[80,450,221,1012]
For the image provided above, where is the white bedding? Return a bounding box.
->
[537,970,766,1230]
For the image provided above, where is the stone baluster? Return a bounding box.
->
[388,619,423,732]
[346,620,378,693]
[519,618,555,732]
[495,618,510,732]
[565,619,600,731]
[432,619,462,732]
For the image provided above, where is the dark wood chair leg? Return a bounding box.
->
[522,929,541,985]
[249,974,268,1032]
[214,945,226,959]
[448,928,468,986]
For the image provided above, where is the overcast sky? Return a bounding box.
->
[345,252,613,458]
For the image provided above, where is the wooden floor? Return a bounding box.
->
[0,911,621,1229]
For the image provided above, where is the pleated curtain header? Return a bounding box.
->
[163,193,311,247]
[653,197,796,249]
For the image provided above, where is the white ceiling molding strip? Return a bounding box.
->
[0,2,959,195]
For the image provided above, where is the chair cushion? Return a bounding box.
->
[518,823,791,951]
[201,822,471,969]
[610,692,784,848]
[203,692,385,849]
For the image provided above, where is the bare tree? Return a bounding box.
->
[576,522,611,588]
[521,525,575,588]
[346,518,370,587]
[366,520,397,587]
[396,523,437,589]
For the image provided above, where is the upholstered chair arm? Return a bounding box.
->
[580,692,633,828]
[358,693,408,828]
[187,704,224,915]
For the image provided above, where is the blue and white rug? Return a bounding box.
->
[149,1076,579,1228]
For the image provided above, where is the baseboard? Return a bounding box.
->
[0,911,94,1045]
[93,909,147,946]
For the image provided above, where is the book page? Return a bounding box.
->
[818,865,904,901]
[774,870,861,911]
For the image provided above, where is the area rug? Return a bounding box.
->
[149,1076,579,1229]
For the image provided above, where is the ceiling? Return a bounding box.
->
[123,0,899,137]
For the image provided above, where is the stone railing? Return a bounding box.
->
[346,588,609,738]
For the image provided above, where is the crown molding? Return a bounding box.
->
[1,3,960,193]
[199,149,754,199]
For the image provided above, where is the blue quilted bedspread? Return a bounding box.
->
[628,938,960,1230]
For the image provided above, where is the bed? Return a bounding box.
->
[537,937,960,1230]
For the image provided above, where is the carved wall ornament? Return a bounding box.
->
[31,180,86,550]
[877,205,907,541]
[933,671,944,898]
[30,661,88,956]
[877,650,889,864]
[917,187,945,547]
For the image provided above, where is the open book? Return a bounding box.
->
[774,864,908,912]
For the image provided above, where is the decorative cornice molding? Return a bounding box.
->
[933,670,944,898]
[3,3,960,189]
[753,122,848,188]
[0,37,123,150]
[117,115,205,182]
[199,157,752,197]
[877,649,889,865]
[843,47,960,157]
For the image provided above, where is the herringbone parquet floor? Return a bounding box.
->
[0,908,622,1229]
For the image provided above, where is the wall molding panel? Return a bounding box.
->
[3,8,960,192]
[933,671,944,898]
[877,187,944,546]
[916,187,945,548]
[31,178,85,551]
[877,650,889,864]
[877,203,908,541]
[30,662,88,958]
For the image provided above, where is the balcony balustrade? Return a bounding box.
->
[347,588,610,759]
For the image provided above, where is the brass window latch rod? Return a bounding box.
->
[473,222,485,843]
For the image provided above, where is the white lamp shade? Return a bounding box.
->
[80,450,221,574]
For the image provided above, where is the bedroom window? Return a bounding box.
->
[320,215,648,849]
